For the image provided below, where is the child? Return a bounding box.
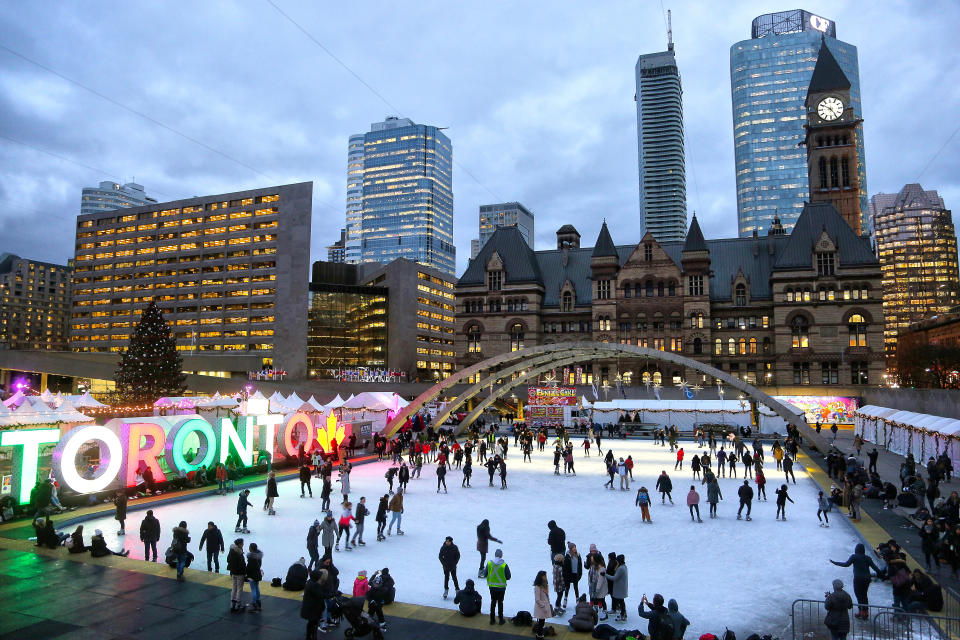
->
[756,468,767,501]
[552,553,566,614]
[635,487,652,523]
[353,569,370,597]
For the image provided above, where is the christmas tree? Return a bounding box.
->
[114,300,186,405]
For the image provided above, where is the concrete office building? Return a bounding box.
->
[731,10,867,236]
[470,202,535,259]
[70,182,312,378]
[327,229,346,263]
[871,184,960,363]
[81,181,156,216]
[635,21,687,243]
[0,254,72,351]
[346,117,456,275]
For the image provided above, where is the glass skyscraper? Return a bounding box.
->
[346,117,455,275]
[731,10,867,237]
[471,202,534,259]
[636,40,687,243]
[80,181,155,215]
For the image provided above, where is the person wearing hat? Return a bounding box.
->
[823,579,853,638]
[227,538,247,612]
[139,509,161,562]
[199,521,225,573]
[235,489,252,534]
[353,569,370,597]
[89,528,130,557]
[485,548,511,625]
[283,557,309,591]
[171,521,190,582]
[439,535,461,599]
[320,511,337,558]
[306,519,321,570]
[454,578,483,617]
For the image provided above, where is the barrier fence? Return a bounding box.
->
[792,599,960,640]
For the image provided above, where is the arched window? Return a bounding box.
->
[762,337,771,353]
[693,337,702,355]
[652,372,662,385]
[848,314,867,347]
[841,157,850,187]
[714,338,722,355]
[467,326,481,353]
[818,157,827,189]
[785,288,794,302]
[623,284,631,299]
[829,157,839,188]
[738,337,747,355]
[735,283,746,306]
[668,281,676,296]
[749,337,757,354]
[634,283,642,298]
[642,371,651,384]
[510,323,524,352]
[727,338,736,355]
[791,316,809,349]
[657,281,664,297]
[561,291,573,312]
[690,312,704,329]
[645,280,654,297]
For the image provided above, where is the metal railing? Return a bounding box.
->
[792,599,898,640]
[945,588,960,623]
[792,598,960,640]
[872,611,960,640]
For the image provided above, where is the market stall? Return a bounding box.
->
[855,405,960,468]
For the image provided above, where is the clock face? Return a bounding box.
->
[817,96,844,121]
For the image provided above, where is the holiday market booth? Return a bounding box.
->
[855,405,960,468]
[584,398,803,434]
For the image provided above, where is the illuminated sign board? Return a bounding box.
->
[773,396,858,425]
[0,411,350,505]
[527,387,577,406]
[809,14,831,33]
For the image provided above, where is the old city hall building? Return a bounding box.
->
[455,201,884,389]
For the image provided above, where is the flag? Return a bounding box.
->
[685,388,694,400]
[653,386,661,401]
[591,382,598,400]
[620,384,627,399]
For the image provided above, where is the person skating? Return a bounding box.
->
[454,579,483,616]
[486,456,498,487]
[618,458,629,490]
[737,479,754,521]
[756,467,767,501]
[499,460,508,489]
[588,553,609,621]
[831,543,882,619]
[562,542,583,608]
[338,461,352,503]
[265,471,278,515]
[636,487,652,523]
[139,509,161,562]
[351,496,368,546]
[172,521,190,582]
[817,491,833,528]
[604,459,617,489]
[386,488,404,535]
[775,484,794,520]
[728,449,738,478]
[398,461,410,493]
[299,464,313,498]
[547,520,566,563]
[477,519,503,576]
[674,447,684,471]
[228,538,247,612]
[235,489,252,533]
[114,490,127,535]
[533,570,551,640]
[717,448,727,477]
[199,521,225,572]
[375,495,389,541]
[784,454,796,484]
[609,554,628,622]
[462,456,473,487]
[335,501,355,551]
[385,466,398,494]
[706,476,722,519]
[246,542,263,611]
[485,548,511,625]
[552,553,566,614]
[690,454,701,481]
[687,486,703,522]
[823,579,853,638]
[439,535,461,599]
[306,519,321,570]
[655,471,673,504]
[320,511,336,558]
[320,476,332,512]
[742,450,754,479]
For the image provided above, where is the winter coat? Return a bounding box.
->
[90,534,112,557]
[920,525,940,554]
[376,499,388,523]
[340,472,351,495]
[667,599,690,638]
[690,457,701,471]
[283,562,308,591]
[783,456,793,470]
[399,466,410,483]
[321,479,332,500]
[299,466,311,483]
[738,484,754,502]
[830,544,881,580]
[266,478,278,498]
[638,601,667,637]
[824,589,853,633]
[534,585,552,620]
[553,561,565,594]
[227,543,246,576]
[568,598,597,630]
[306,524,320,549]
[114,494,128,521]
[171,526,190,554]
[563,552,583,583]
[439,542,461,569]
[818,495,833,512]
[353,575,369,597]
[775,487,794,506]
[338,508,355,528]
[656,474,672,493]
[199,526,224,553]
[388,493,404,513]
[246,549,263,582]
[454,584,482,616]
[589,565,608,599]
[140,514,161,542]
[320,518,337,547]
[707,481,722,504]
[548,522,566,555]
[476,522,498,553]
[610,564,628,599]
[301,577,325,620]
[355,503,368,523]
[686,490,700,506]
[236,493,252,515]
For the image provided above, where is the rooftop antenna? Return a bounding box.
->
[667,9,674,51]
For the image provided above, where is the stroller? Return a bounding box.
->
[329,595,384,640]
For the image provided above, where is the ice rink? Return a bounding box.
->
[80,438,886,636]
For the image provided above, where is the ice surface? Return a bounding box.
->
[80,439,889,636]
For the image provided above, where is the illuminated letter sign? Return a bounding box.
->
[0,428,60,505]
[165,417,217,473]
[256,414,283,459]
[809,14,830,33]
[217,416,254,466]
[52,425,124,494]
[280,412,314,457]
[121,421,168,487]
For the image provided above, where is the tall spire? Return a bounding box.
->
[808,38,850,93]
[667,9,674,51]
[592,220,618,258]
[682,213,707,252]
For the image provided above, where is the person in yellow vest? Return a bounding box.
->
[485,548,511,625]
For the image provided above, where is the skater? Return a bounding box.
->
[386,489,404,535]
[320,476,332,512]
[823,579,853,638]
[548,520,566,564]
[742,450,754,478]
[499,460,508,490]
[618,459,629,490]
[775,484,794,520]
[706,476,722,518]
[439,536,461,599]
[335,501,355,551]
[227,538,246,612]
[385,466,398,494]
[265,472,278,515]
[655,470,673,504]
[246,543,263,611]
[552,553,566,613]
[565,448,576,475]
[486,457,498,486]
[588,554,609,620]
[625,455,634,480]
[533,570,551,640]
[462,456,473,487]
[454,579,483,617]
[523,441,533,462]
[737,479,753,520]
[674,447,684,470]
[817,491,833,527]
[728,449,738,478]
[171,521,190,582]
[553,446,562,475]
[563,542,583,607]
[350,496,368,546]
[320,511,336,558]
[477,519,503,576]
[690,454,701,481]
[235,489,252,533]
[485,548,511,625]
[339,462,352,502]
[635,487,652,523]
[830,543,882,619]
[604,459,617,489]
[300,464,313,498]
[306,519,321,570]
[773,443,784,471]
[582,438,591,457]
[398,461,410,492]
[756,467,767,501]
[114,490,127,535]
[437,462,448,493]
[139,509,160,562]
[609,554,628,621]
[375,495,389,541]
[784,454,796,484]
[199,521,225,572]
[687,486,703,522]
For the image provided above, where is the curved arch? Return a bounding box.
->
[383,342,809,436]
[842,307,874,324]
[785,309,814,326]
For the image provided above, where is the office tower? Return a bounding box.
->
[70,182,312,377]
[0,254,72,350]
[731,10,867,236]
[635,15,687,243]
[471,202,534,259]
[81,181,156,215]
[344,134,364,264]
[804,40,864,235]
[872,184,960,362]
[348,117,455,275]
[327,229,346,263]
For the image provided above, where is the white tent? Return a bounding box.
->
[2,389,26,408]
[580,398,802,434]
[249,390,268,401]
[338,392,407,433]
[324,394,346,409]
[73,391,107,409]
[39,388,54,402]
[855,405,960,468]
[307,396,326,412]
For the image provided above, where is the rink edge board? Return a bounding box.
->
[0,537,583,639]
[797,448,960,615]
[0,454,379,537]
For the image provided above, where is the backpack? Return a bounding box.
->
[927,583,944,612]
[652,610,674,640]
[511,610,532,626]
[592,624,620,639]
[723,629,736,640]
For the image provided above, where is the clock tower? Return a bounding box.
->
[804,38,864,235]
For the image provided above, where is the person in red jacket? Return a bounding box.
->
[216,464,228,495]
[624,456,634,480]
[675,448,685,471]
[755,468,767,501]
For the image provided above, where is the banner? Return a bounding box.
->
[527,386,577,406]
[773,396,858,424]
[526,405,564,426]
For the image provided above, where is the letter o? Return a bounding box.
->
[165,417,217,473]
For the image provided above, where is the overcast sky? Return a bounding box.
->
[1,1,958,276]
